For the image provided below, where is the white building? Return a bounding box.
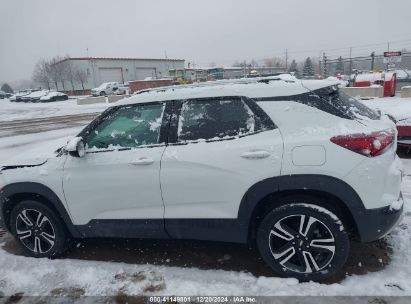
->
[55,57,185,92]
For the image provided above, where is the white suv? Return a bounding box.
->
[91,82,119,96]
[0,76,404,281]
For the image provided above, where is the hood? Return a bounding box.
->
[1,137,71,169]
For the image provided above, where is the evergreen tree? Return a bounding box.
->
[335,56,344,75]
[288,59,299,77]
[1,83,13,93]
[302,57,315,77]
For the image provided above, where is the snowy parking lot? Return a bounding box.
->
[0,97,411,297]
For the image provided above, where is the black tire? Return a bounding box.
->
[10,200,70,258]
[100,91,106,96]
[257,202,349,282]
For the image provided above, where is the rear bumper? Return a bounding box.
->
[355,195,404,242]
[397,136,411,147]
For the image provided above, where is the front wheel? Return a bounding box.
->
[10,200,70,258]
[257,203,349,281]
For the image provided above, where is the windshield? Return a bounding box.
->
[97,83,109,90]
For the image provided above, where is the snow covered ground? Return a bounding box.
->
[361,96,411,121]
[0,96,411,296]
[0,98,109,121]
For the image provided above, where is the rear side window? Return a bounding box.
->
[177,98,269,142]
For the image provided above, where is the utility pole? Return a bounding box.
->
[322,52,328,77]
[285,49,288,71]
[386,42,390,70]
[349,47,352,75]
[318,50,322,75]
[371,52,375,71]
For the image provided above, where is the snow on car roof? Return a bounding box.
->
[40,91,65,98]
[117,76,340,106]
[27,90,49,97]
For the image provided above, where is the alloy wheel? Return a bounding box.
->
[268,214,336,273]
[15,209,56,254]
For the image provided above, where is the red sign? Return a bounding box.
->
[384,51,402,57]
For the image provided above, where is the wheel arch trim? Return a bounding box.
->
[238,174,365,240]
[0,182,81,237]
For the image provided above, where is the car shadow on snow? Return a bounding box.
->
[397,148,411,159]
[1,234,391,284]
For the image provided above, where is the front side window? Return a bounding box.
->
[177,98,259,142]
[85,103,164,149]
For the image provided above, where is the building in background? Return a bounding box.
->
[178,66,287,83]
[54,57,185,93]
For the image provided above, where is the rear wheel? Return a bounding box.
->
[257,203,349,281]
[10,200,70,258]
[100,91,106,96]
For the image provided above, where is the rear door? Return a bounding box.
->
[160,96,283,220]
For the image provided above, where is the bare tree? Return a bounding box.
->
[263,57,285,68]
[49,56,70,91]
[48,57,61,90]
[32,58,52,90]
[65,61,77,92]
[73,68,88,90]
[250,59,259,68]
[231,61,243,67]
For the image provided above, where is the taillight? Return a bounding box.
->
[330,129,395,157]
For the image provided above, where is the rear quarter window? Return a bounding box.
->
[254,86,380,120]
[313,87,380,120]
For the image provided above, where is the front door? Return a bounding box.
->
[63,102,168,235]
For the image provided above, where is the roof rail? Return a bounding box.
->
[134,74,296,95]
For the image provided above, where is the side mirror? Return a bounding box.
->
[66,137,86,158]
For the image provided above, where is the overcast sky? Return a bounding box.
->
[1,0,411,83]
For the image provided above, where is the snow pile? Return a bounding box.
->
[389,198,404,211]
[361,97,411,122]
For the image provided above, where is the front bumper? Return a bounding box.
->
[355,194,404,242]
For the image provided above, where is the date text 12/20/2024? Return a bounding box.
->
[149,296,257,303]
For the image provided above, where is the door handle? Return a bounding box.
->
[241,150,271,159]
[130,157,154,165]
